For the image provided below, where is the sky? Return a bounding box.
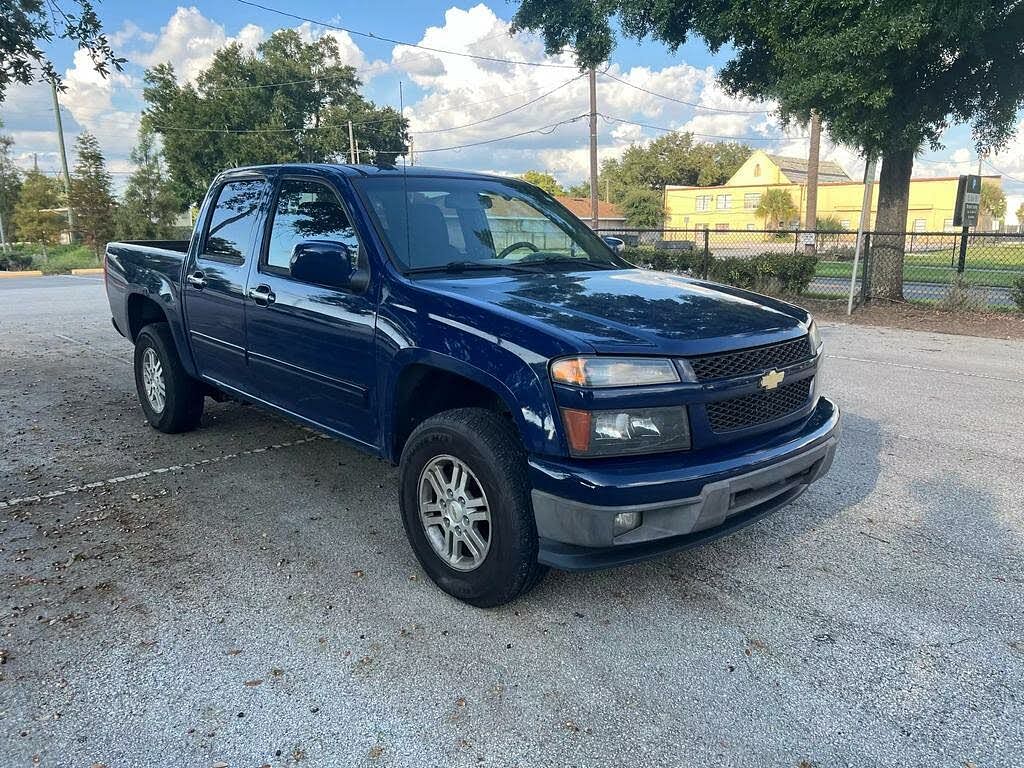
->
[3,0,1023,222]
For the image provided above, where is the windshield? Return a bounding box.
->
[352,175,628,275]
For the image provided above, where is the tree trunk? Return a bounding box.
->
[870,147,915,301]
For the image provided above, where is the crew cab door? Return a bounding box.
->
[243,174,378,447]
[183,175,269,391]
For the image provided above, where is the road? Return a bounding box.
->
[809,275,1014,306]
[2,275,1023,767]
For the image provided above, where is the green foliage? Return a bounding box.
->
[566,181,590,197]
[0,0,124,101]
[707,251,818,295]
[980,181,1006,220]
[598,132,750,202]
[116,126,182,240]
[12,169,63,244]
[1010,277,1024,312]
[0,126,21,243]
[144,30,409,203]
[31,244,99,274]
[520,170,565,196]
[623,245,699,272]
[69,131,116,256]
[816,216,846,231]
[755,188,797,227]
[621,188,664,228]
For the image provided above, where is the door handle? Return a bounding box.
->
[186,271,207,289]
[248,284,276,306]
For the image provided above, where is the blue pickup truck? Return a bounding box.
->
[105,164,840,606]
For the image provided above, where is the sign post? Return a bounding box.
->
[952,174,982,274]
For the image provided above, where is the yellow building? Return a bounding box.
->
[664,150,1001,233]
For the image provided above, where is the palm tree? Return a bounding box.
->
[755,188,797,231]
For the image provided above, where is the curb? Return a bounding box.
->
[0,270,44,278]
[70,268,104,275]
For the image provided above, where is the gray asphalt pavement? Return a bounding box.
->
[2,275,1022,767]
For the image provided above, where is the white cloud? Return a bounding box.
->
[131,7,265,84]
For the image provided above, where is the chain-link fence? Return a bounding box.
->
[596,227,1024,313]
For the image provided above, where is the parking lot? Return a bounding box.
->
[2,274,1022,767]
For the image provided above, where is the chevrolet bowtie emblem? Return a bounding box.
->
[760,369,785,390]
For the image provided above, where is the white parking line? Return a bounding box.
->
[0,435,326,511]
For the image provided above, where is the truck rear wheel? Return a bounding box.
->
[398,408,548,607]
[134,322,204,433]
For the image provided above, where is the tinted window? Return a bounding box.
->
[202,179,266,263]
[266,179,359,275]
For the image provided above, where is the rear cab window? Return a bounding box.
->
[200,178,268,264]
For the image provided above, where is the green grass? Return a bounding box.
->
[19,244,102,274]
[816,259,1024,288]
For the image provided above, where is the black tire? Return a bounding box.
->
[134,322,204,433]
[399,408,548,607]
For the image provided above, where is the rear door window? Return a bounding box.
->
[201,179,267,264]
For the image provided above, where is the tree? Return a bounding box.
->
[69,131,115,255]
[116,126,182,240]
[144,29,409,203]
[566,180,590,197]
[1017,202,1024,230]
[2,0,124,102]
[512,0,1024,300]
[598,133,750,203]
[0,125,22,248]
[621,188,664,228]
[520,170,566,196]
[13,169,63,243]
[980,180,1006,225]
[755,189,796,229]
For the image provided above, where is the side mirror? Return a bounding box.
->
[290,240,367,291]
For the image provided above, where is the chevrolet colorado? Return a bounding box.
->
[105,164,840,607]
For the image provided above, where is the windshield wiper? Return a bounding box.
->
[513,256,610,270]
[404,260,536,276]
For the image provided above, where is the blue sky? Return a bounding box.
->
[4,1,1022,218]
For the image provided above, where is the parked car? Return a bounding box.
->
[104,164,840,607]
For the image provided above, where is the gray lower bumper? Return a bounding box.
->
[531,434,838,553]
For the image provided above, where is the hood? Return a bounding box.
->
[420,269,808,356]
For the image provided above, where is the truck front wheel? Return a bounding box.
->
[398,408,548,607]
[134,322,204,433]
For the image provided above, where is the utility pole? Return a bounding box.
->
[348,120,356,164]
[803,110,821,255]
[409,136,414,166]
[588,66,599,230]
[50,79,75,234]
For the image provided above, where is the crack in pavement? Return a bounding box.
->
[0,434,326,511]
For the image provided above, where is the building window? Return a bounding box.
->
[695,195,712,211]
[743,193,761,209]
[840,219,851,229]
[716,194,731,210]
[715,223,729,231]
[754,163,761,177]
[746,223,755,231]
[943,218,955,230]
[695,223,708,230]
[913,218,927,232]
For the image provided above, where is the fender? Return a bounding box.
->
[382,345,562,462]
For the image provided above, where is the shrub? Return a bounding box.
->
[0,250,35,271]
[707,251,818,295]
[938,275,986,311]
[623,245,700,273]
[1008,277,1024,312]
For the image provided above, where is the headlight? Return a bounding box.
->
[550,356,679,388]
[560,406,691,457]
[807,319,822,353]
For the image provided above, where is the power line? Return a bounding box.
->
[983,159,1024,184]
[598,113,808,143]
[599,71,772,115]
[379,113,588,155]
[233,0,578,70]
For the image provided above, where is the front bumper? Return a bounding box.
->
[529,396,840,570]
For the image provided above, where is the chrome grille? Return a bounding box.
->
[706,378,812,433]
[690,336,812,382]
